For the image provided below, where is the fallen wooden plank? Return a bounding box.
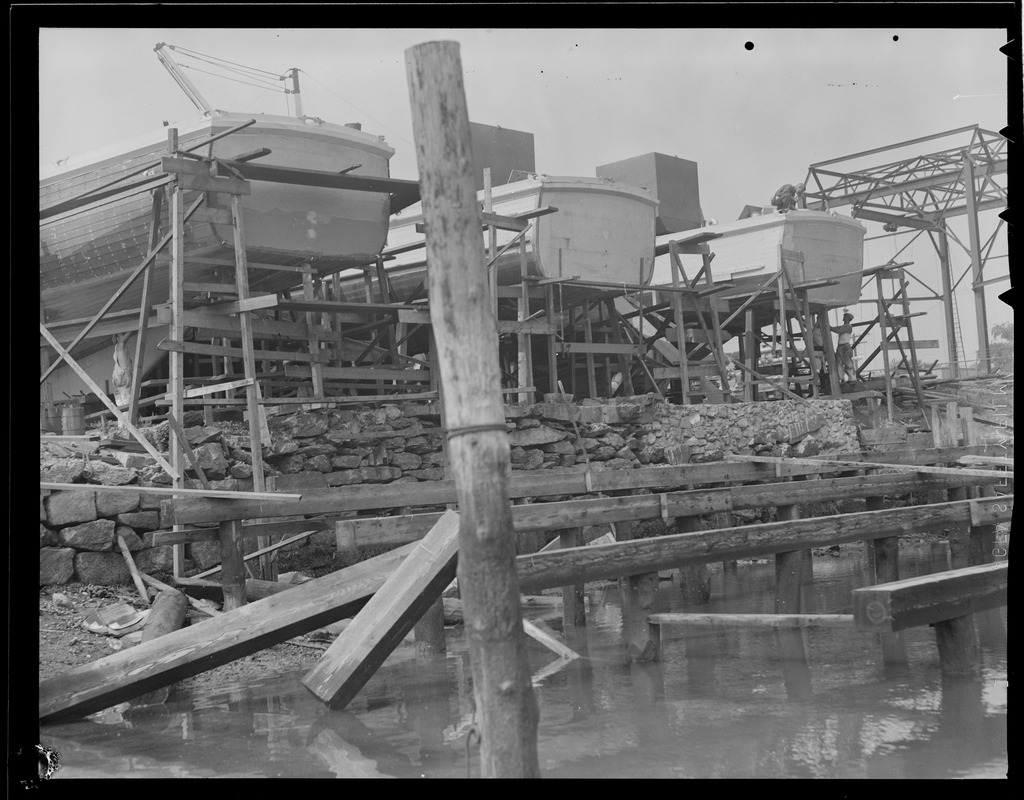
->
[852,562,1008,633]
[515,496,1012,593]
[39,542,418,723]
[648,613,855,628]
[522,619,580,660]
[302,511,460,707]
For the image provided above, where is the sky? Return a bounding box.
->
[38,26,1013,368]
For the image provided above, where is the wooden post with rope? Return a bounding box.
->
[406,40,539,778]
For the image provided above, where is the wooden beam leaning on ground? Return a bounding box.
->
[39,542,419,724]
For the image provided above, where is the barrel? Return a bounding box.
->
[61,403,85,436]
[41,405,62,433]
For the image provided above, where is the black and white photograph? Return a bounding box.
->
[27,13,1013,780]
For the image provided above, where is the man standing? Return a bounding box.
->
[831,311,858,383]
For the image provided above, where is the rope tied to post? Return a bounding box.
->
[445,422,509,442]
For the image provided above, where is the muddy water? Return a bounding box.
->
[42,543,1007,779]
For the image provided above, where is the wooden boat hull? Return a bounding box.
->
[40,113,396,326]
[378,175,658,305]
[651,209,866,308]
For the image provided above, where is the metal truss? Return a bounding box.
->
[801,125,1009,375]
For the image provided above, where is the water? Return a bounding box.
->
[42,543,1007,778]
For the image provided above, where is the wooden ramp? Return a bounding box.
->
[302,510,460,708]
[39,542,419,724]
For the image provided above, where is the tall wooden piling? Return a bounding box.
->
[865,496,908,665]
[773,501,814,698]
[405,40,539,778]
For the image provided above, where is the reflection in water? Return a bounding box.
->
[42,542,1006,778]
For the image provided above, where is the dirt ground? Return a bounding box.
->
[38,584,330,692]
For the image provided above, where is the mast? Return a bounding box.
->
[154,42,214,117]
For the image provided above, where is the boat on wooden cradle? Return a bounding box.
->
[40,45,420,400]
[373,174,659,306]
[40,112,404,328]
[650,209,867,310]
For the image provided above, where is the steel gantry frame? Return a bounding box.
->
[802,125,1008,377]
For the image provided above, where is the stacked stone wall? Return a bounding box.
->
[40,396,860,586]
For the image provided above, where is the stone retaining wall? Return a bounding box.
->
[40,396,859,586]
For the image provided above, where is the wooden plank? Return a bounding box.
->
[883,339,940,350]
[38,324,179,480]
[329,470,1002,550]
[158,338,329,364]
[302,510,461,706]
[116,535,151,606]
[182,281,239,294]
[852,562,1008,633]
[555,342,643,356]
[152,518,331,545]
[38,542,418,723]
[204,294,279,315]
[515,496,1013,593]
[39,483,301,501]
[727,453,1012,480]
[283,364,430,382]
[164,412,211,490]
[649,613,855,628]
[182,378,253,398]
[165,445,1012,524]
[522,619,580,660]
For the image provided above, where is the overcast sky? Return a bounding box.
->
[38,26,1012,363]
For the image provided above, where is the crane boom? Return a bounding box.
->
[154,42,214,117]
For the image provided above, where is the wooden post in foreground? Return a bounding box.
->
[406,40,539,778]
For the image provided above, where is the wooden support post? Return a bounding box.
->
[674,513,710,605]
[129,187,165,425]
[217,519,248,611]
[773,503,803,614]
[616,520,658,662]
[604,298,635,397]
[776,270,790,391]
[959,407,1005,646]
[518,227,534,404]
[934,615,981,677]
[168,160,186,578]
[230,192,272,581]
[545,284,559,395]
[875,274,895,417]
[303,269,326,403]
[669,256,690,403]
[484,168,498,318]
[865,496,907,664]
[405,40,539,777]
[799,290,819,398]
[559,528,587,630]
[583,302,598,399]
[818,312,842,397]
